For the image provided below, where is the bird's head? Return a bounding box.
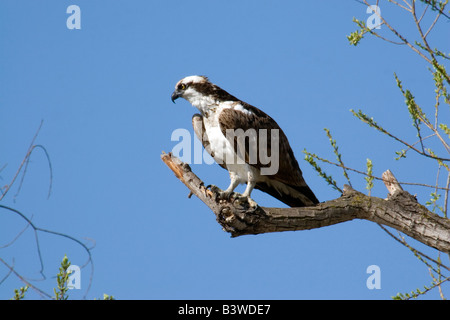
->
[171,75,211,104]
[171,75,239,111]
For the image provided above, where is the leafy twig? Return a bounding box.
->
[324,128,352,187]
[303,150,343,194]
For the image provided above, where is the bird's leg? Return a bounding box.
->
[235,171,257,207]
[220,172,240,200]
[205,172,239,201]
[241,180,256,198]
[241,169,256,197]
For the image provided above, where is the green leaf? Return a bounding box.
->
[365,159,374,195]
[394,73,429,132]
[439,123,450,139]
[347,18,372,46]
[324,128,352,187]
[54,254,72,300]
[303,150,343,194]
[11,286,28,300]
[347,30,364,46]
[394,149,407,160]
[350,109,389,135]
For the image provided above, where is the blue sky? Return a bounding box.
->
[0,0,449,299]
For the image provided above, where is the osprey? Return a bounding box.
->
[171,75,318,207]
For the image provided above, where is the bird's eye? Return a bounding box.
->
[178,83,187,90]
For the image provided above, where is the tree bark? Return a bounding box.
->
[161,152,450,253]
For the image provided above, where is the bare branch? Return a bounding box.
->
[444,172,450,218]
[0,257,52,299]
[0,204,94,299]
[361,0,434,64]
[162,152,450,253]
[0,121,52,202]
[377,224,450,272]
[418,2,429,23]
[388,0,413,12]
[424,6,442,38]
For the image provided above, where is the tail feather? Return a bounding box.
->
[255,181,319,208]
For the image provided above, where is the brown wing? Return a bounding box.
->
[218,104,303,185]
[218,103,319,206]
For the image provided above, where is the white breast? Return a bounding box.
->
[203,106,236,166]
[202,103,260,184]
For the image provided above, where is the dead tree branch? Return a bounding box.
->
[161,152,450,253]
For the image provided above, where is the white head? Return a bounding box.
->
[171,76,209,105]
[171,75,239,112]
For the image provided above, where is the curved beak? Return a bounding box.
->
[171,91,181,104]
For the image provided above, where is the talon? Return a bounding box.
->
[233,195,254,206]
[234,195,247,203]
[205,185,223,200]
[206,184,220,192]
[221,191,232,200]
[205,184,219,195]
[247,197,258,208]
[204,184,214,199]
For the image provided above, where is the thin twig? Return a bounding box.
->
[0,121,45,201]
[418,3,429,23]
[0,257,52,299]
[388,0,413,12]
[418,0,450,19]
[308,153,450,191]
[0,204,94,299]
[0,214,33,249]
[13,144,53,201]
[353,109,450,161]
[444,171,450,218]
[377,224,450,272]
[424,5,443,38]
[362,0,433,64]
